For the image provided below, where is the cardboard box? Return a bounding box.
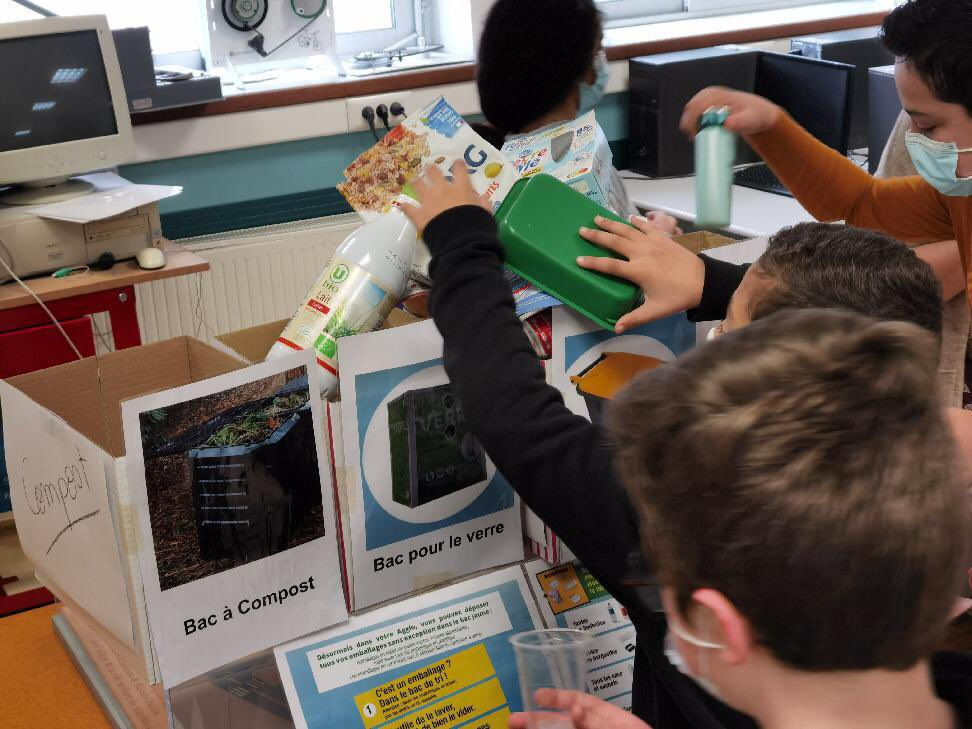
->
[215,309,422,364]
[672,230,736,255]
[212,308,424,610]
[2,337,246,683]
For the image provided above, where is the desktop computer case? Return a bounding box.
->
[0,202,162,282]
[868,65,902,174]
[628,46,758,177]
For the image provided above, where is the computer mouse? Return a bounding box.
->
[135,247,166,270]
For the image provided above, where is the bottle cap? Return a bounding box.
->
[699,106,731,130]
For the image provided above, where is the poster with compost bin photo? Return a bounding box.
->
[337,319,523,610]
[121,350,347,686]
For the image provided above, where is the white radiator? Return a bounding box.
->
[131,214,363,348]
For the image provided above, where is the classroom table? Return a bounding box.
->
[622,173,815,238]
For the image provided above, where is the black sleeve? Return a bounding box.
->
[686,255,751,323]
[425,206,639,604]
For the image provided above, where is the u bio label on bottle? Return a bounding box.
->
[277,258,396,375]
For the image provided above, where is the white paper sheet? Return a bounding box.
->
[275,565,544,729]
[30,172,182,223]
[525,559,637,711]
[338,319,523,610]
[121,350,347,686]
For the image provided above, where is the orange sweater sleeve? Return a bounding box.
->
[746,112,955,243]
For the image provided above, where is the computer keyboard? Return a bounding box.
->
[734,164,792,197]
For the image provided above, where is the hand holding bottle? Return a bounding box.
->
[680,87,781,139]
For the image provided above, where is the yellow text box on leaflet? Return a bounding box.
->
[459,706,511,729]
[382,678,508,729]
[355,644,498,728]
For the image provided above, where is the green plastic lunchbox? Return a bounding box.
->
[495,174,641,330]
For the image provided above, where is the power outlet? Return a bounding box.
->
[346,92,415,133]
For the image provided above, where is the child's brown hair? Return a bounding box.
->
[609,309,969,670]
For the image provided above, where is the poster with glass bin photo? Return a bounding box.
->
[121,350,347,687]
[337,319,523,610]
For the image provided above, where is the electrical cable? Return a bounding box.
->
[376,104,392,130]
[0,254,83,360]
[248,14,319,57]
[362,106,381,141]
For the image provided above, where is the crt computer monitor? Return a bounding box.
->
[755,51,854,156]
[0,15,134,205]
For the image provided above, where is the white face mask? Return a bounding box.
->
[706,325,721,342]
[664,617,726,700]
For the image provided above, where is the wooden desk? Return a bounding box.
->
[0,604,112,729]
[0,244,208,376]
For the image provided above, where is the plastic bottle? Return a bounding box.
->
[695,106,735,229]
[267,197,416,400]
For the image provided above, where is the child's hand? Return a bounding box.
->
[509,690,653,729]
[578,215,705,333]
[641,211,683,236]
[680,86,780,139]
[402,161,491,234]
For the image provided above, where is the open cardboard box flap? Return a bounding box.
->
[672,230,736,255]
[216,309,424,364]
[6,336,246,457]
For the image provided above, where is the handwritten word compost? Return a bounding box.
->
[20,446,101,554]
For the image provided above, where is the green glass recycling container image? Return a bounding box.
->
[387,384,488,508]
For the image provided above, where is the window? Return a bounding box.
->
[332,0,416,55]
[0,0,201,55]
[595,0,857,26]
[333,0,395,34]
[595,0,683,23]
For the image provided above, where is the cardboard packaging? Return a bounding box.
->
[214,309,422,365]
[2,337,246,683]
[671,230,736,255]
[501,111,614,209]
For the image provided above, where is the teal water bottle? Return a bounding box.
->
[695,106,735,229]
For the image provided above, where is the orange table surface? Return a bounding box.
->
[0,604,110,729]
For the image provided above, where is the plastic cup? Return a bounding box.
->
[510,629,592,728]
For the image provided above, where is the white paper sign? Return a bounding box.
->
[275,565,544,729]
[525,559,637,711]
[2,382,134,644]
[338,319,523,609]
[550,308,696,420]
[121,350,347,686]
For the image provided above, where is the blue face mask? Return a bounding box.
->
[905,132,972,196]
[579,50,609,113]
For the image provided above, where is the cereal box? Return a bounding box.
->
[502,111,614,209]
[339,97,518,281]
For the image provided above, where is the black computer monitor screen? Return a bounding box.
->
[0,30,118,153]
[754,53,853,155]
